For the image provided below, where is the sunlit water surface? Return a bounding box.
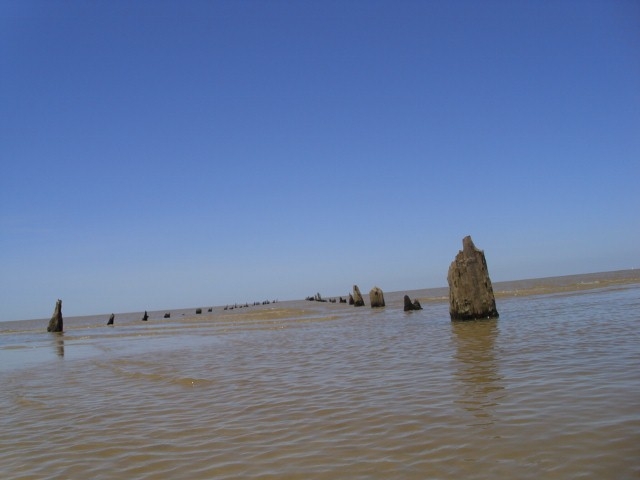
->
[1,273,639,479]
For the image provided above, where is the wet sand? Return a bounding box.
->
[416,269,640,304]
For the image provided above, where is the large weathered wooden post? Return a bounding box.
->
[447,236,499,320]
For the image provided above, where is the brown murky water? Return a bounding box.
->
[1,271,639,479]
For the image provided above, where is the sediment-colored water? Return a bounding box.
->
[1,271,639,479]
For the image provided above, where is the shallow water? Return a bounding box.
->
[1,272,639,479]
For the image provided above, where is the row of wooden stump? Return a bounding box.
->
[306,286,423,312]
[47,235,499,332]
[303,235,499,320]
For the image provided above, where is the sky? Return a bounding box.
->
[1,0,639,321]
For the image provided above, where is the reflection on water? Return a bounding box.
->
[51,332,64,357]
[452,319,503,426]
[1,278,639,479]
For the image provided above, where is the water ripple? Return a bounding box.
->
[1,284,639,478]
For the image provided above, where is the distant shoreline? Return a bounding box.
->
[492,269,640,298]
[2,270,638,324]
[417,269,640,303]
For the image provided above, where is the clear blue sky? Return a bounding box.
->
[1,0,639,321]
